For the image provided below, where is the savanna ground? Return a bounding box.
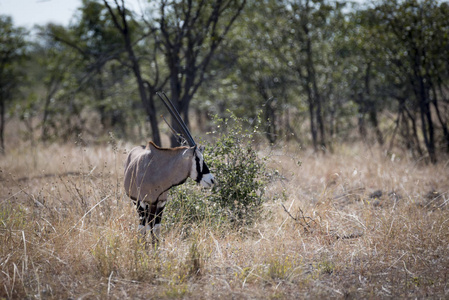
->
[1,129,449,299]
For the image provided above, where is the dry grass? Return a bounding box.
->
[1,140,448,299]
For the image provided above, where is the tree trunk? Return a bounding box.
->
[146,91,161,146]
[433,82,449,153]
[104,0,161,146]
[264,96,277,144]
[364,62,383,145]
[124,32,161,145]
[41,94,52,141]
[357,93,367,140]
[305,81,318,152]
[158,0,246,146]
[404,106,423,157]
[408,47,436,163]
[169,71,184,147]
[314,81,325,151]
[41,73,61,142]
[302,5,325,152]
[416,75,436,163]
[132,60,161,146]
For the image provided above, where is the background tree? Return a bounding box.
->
[157,0,246,145]
[104,0,164,145]
[231,0,291,144]
[370,0,449,163]
[37,20,125,141]
[34,27,77,142]
[280,0,332,152]
[0,16,27,153]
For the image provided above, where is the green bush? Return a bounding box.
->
[166,112,269,228]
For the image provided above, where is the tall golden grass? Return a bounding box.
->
[1,139,448,299]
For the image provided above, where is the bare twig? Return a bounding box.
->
[281,203,317,233]
[281,203,298,221]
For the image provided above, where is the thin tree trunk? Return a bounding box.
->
[357,93,367,139]
[411,49,436,163]
[314,81,325,150]
[264,96,276,144]
[364,62,383,145]
[305,82,317,152]
[388,106,401,154]
[417,77,436,163]
[432,82,449,153]
[41,95,52,141]
[169,71,183,147]
[303,3,325,152]
[404,106,423,156]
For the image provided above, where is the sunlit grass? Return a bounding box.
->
[1,140,448,298]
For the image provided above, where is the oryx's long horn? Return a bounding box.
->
[156,91,196,147]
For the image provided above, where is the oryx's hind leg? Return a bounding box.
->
[152,192,168,244]
[135,200,151,238]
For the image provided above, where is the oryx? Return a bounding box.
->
[124,92,214,243]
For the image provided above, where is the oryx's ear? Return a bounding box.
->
[198,145,205,153]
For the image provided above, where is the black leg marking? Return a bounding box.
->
[152,193,168,244]
[155,206,165,227]
[136,200,150,229]
[148,203,157,227]
[148,203,158,243]
[150,205,165,245]
[134,194,167,246]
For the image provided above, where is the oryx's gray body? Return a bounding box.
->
[124,141,214,242]
[124,91,214,243]
[125,142,194,204]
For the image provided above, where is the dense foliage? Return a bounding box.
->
[1,0,449,162]
[166,112,269,227]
